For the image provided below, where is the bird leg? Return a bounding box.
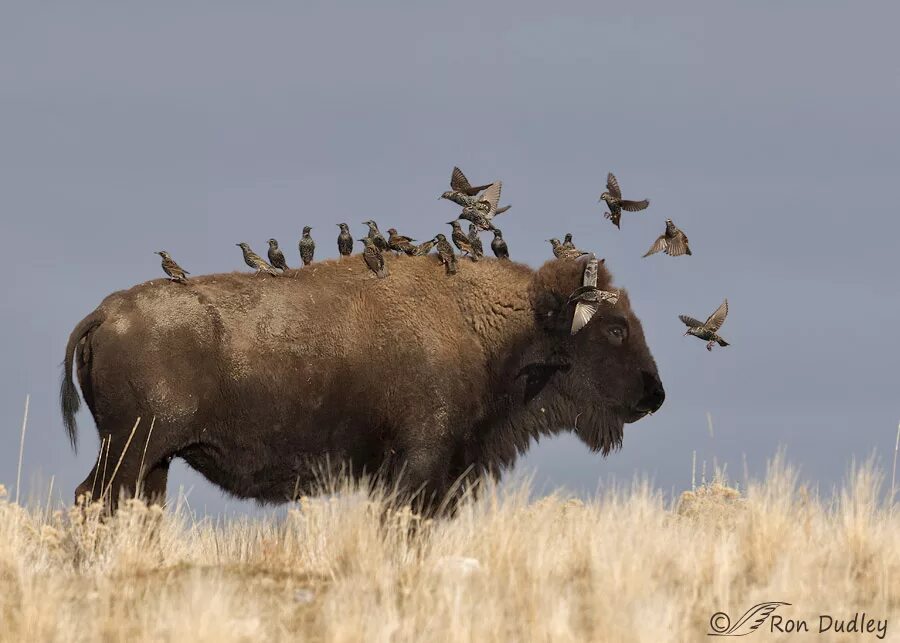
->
[706,341,714,351]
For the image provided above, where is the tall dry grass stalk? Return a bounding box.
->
[14,394,29,506]
[0,457,897,642]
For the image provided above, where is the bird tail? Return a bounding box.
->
[495,205,511,215]
[60,310,104,452]
[448,260,458,274]
[717,338,730,347]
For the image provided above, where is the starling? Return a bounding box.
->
[337,223,354,258]
[568,258,618,335]
[448,220,477,260]
[298,226,315,266]
[413,239,437,256]
[434,233,458,275]
[359,237,387,279]
[467,224,485,260]
[362,220,390,253]
[643,218,692,258]
[680,299,730,351]
[236,242,280,276]
[459,181,506,231]
[490,229,510,259]
[267,238,289,271]
[387,228,418,255]
[548,238,589,260]
[562,233,575,250]
[155,251,189,283]
[440,166,493,203]
[600,172,650,228]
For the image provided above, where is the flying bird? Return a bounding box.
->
[643,219,692,258]
[491,229,509,259]
[434,233,458,274]
[448,220,477,260]
[359,237,387,279]
[600,172,649,228]
[459,181,506,231]
[298,226,315,266]
[387,228,418,255]
[363,220,390,253]
[337,223,354,258]
[467,224,485,260]
[548,238,589,260]
[680,299,730,351]
[155,251,189,283]
[568,258,618,335]
[237,243,280,276]
[267,238,289,271]
[440,166,493,202]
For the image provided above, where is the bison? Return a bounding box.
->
[60,254,664,513]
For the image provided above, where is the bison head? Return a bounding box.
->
[524,258,665,454]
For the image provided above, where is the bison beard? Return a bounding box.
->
[60,254,664,515]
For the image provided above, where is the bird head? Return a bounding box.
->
[435,233,447,242]
[599,192,611,203]
[547,238,560,247]
[236,242,248,249]
[564,233,573,242]
[362,220,377,228]
[468,224,478,232]
[338,223,348,230]
[387,228,397,235]
[492,229,503,238]
[268,238,278,247]
[440,190,454,200]
[302,226,312,235]
[447,220,460,229]
[155,251,166,257]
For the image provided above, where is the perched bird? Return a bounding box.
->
[491,229,510,259]
[548,238,589,260]
[434,233,458,275]
[468,224,485,260]
[568,258,618,335]
[440,166,493,202]
[155,251,189,283]
[448,220,477,260]
[562,233,575,250]
[298,226,315,266]
[680,300,730,351]
[413,239,437,256]
[237,242,280,276]
[359,237,387,279]
[267,238,289,271]
[387,228,418,255]
[362,220,390,253]
[459,181,506,231]
[643,219,692,258]
[337,223,354,258]
[600,172,649,228]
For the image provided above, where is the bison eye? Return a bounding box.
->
[606,325,627,345]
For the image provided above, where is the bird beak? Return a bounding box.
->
[683,330,690,336]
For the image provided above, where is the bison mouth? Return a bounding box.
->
[624,408,652,424]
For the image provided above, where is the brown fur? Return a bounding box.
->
[60,254,664,513]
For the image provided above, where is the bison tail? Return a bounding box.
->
[60,311,103,452]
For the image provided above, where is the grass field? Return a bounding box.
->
[0,454,897,642]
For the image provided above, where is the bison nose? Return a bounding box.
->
[636,370,665,414]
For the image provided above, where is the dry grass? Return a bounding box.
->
[0,456,897,642]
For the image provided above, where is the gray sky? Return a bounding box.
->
[2,2,898,513]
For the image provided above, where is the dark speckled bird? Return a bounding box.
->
[267,238,289,271]
[459,181,505,231]
[680,299,730,351]
[467,224,484,260]
[298,226,315,266]
[155,251,189,283]
[434,233,457,275]
[448,220,477,260]
[362,220,390,253]
[440,166,493,204]
[237,242,280,276]
[643,219,692,258]
[562,233,575,250]
[387,228,418,255]
[491,229,509,259]
[413,239,436,256]
[359,237,387,278]
[337,223,354,258]
[548,238,589,260]
[568,258,618,335]
[600,172,650,228]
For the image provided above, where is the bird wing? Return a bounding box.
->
[666,233,690,257]
[643,235,667,257]
[477,181,502,215]
[620,199,650,212]
[450,166,471,192]
[571,301,600,335]
[705,299,729,331]
[679,315,704,328]
[606,172,622,198]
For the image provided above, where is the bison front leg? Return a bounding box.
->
[386,424,459,519]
